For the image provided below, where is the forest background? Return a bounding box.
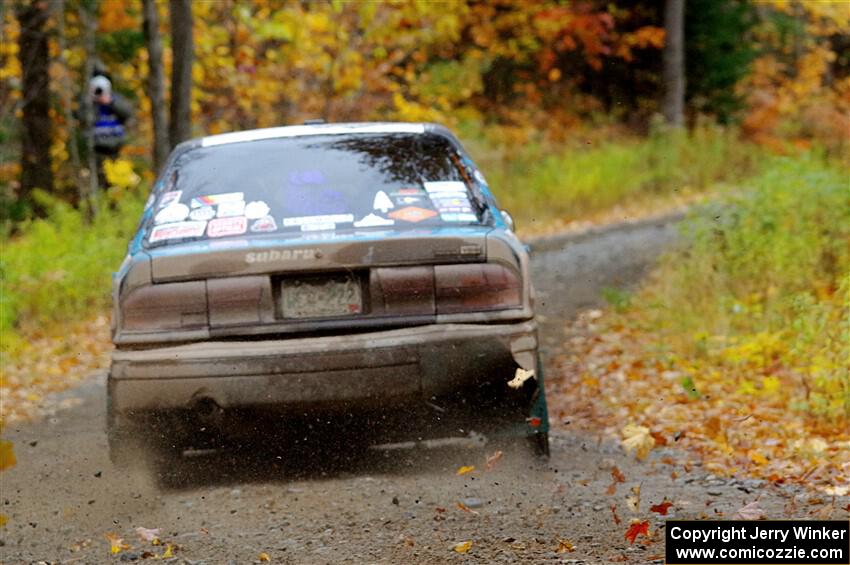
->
[0,0,848,488]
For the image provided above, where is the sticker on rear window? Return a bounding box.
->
[372,190,394,213]
[440,212,478,222]
[216,200,245,218]
[207,216,248,238]
[282,214,354,227]
[188,206,215,221]
[354,213,395,228]
[245,200,270,219]
[250,215,278,232]
[424,181,467,194]
[388,207,438,223]
[191,192,244,208]
[158,190,182,209]
[149,221,207,242]
[155,203,190,224]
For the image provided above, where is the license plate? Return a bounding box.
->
[281,275,362,318]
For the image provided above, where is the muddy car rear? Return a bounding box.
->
[107,123,549,463]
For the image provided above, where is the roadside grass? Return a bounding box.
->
[0,190,145,360]
[551,155,850,493]
[462,122,766,233]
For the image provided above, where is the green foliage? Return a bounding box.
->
[466,122,764,227]
[686,0,757,122]
[639,156,850,419]
[0,190,145,356]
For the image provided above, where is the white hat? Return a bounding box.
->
[90,75,112,97]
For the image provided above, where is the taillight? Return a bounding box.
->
[121,281,207,331]
[370,266,435,316]
[435,263,521,313]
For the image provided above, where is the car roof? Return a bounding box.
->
[199,122,432,148]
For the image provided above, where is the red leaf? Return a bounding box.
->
[625,520,650,544]
[650,501,673,515]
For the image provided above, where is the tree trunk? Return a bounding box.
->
[143,0,169,172]
[78,0,99,216]
[662,0,686,127]
[50,0,84,206]
[15,0,54,206]
[169,0,193,146]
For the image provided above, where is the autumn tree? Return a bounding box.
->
[15,0,53,212]
[169,0,192,146]
[663,0,686,126]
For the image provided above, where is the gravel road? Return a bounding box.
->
[1,216,815,564]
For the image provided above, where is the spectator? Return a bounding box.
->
[89,74,133,185]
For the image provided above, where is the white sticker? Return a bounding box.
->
[300,222,336,232]
[189,206,216,221]
[424,181,468,194]
[149,221,207,242]
[158,190,182,209]
[155,203,190,224]
[440,212,478,223]
[372,190,394,213]
[244,200,271,219]
[207,216,248,238]
[216,200,246,218]
[250,215,278,232]
[353,213,395,228]
[283,214,354,227]
[473,169,488,185]
[191,192,244,208]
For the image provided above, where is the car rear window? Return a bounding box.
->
[144,132,486,246]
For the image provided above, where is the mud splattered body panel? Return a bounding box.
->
[108,122,544,447]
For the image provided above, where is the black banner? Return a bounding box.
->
[665,520,849,565]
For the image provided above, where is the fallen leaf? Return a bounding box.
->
[556,539,575,553]
[456,501,479,515]
[625,520,650,544]
[105,532,129,554]
[456,465,475,475]
[734,500,766,521]
[508,368,534,389]
[135,526,161,543]
[485,450,504,470]
[621,424,655,460]
[606,466,626,495]
[650,431,668,446]
[650,501,673,515]
[610,504,621,525]
[258,552,270,562]
[453,540,473,553]
[161,543,174,558]
[626,484,641,513]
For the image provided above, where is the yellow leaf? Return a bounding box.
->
[105,533,128,554]
[258,552,271,562]
[556,539,575,553]
[161,543,174,558]
[621,424,655,460]
[748,450,768,466]
[0,440,16,471]
[453,540,473,553]
[456,465,475,475]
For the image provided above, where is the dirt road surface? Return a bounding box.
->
[1,216,816,564]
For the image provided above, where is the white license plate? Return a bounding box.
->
[281,275,362,318]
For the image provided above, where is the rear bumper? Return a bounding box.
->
[109,321,538,415]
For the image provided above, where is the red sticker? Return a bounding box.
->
[388,206,438,223]
[207,216,247,237]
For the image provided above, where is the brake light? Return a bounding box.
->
[121,281,207,331]
[435,263,521,314]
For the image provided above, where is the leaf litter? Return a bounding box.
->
[548,309,850,495]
